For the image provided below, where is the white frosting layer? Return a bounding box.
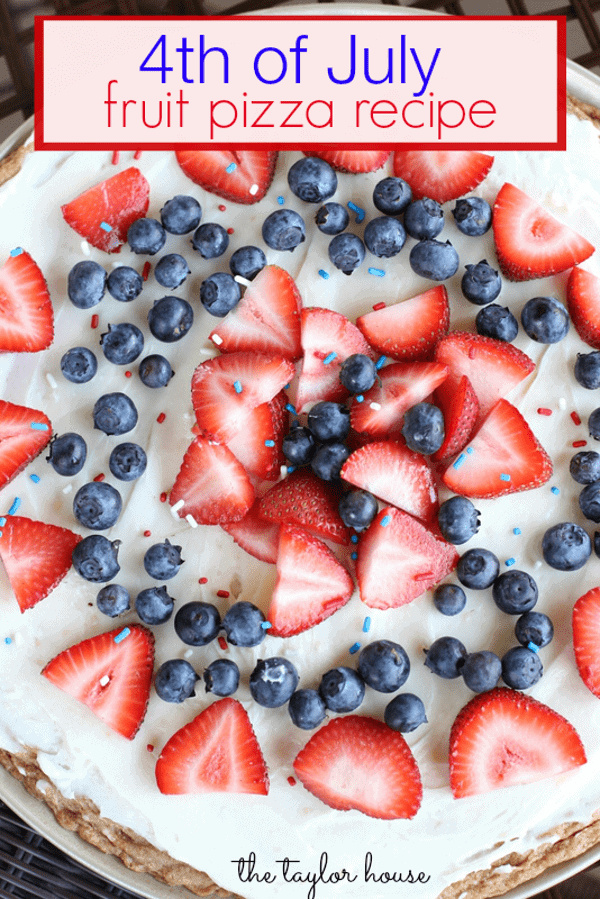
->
[2,116,600,899]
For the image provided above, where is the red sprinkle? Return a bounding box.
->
[218,204,227,212]
[537,407,552,416]
[218,636,228,651]
[571,411,582,426]
[143,529,152,537]
[160,492,167,503]
[199,577,208,584]
[573,439,588,447]
[93,473,105,482]
[157,412,166,424]
[125,370,132,378]
[134,149,143,160]
[142,261,151,281]
[227,227,234,235]
[91,314,99,329]
[217,589,230,598]
[287,776,297,786]
[146,743,154,752]
[111,150,120,165]
[372,302,386,311]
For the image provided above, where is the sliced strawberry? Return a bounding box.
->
[226,391,287,481]
[169,436,254,525]
[0,516,81,613]
[209,266,302,360]
[0,399,52,490]
[350,361,448,439]
[449,688,586,798]
[0,251,53,353]
[433,331,534,424]
[61,167,149,253]
[356,286,449,362]
[191,352,295,444]
[492,182,595,281]
[573,587,600,698]
[567,266,600,349]
[392,150,493,204]
[258,468,349,545]
[356,507,458,610]
[443,399,552,499]
[156,697,269,795]
[42,624,154,740]
[303,149,390,174]
[268,524,354,637]
[341,441,437,523]
[293,715,422,819]
[431,375,479,465]
[175,150,277,204]
[221,499,280,564]
[295,307,375,413]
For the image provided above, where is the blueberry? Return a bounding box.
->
[229,245,267,281]
[590,408,600,441]
[575,352,600,389]
[402,402,445,455]
[93,393,138,436]
[148,296,193,342]
[461,260,502,305]
[262,209,306,252]
[501,646,543,690]
[515,611,554,649]
[579,482,600,522]
[100,322,144,365]
[521,296,569,344]
[328,233,365,275]
[307,401,350,442]
[288,688,327,729]
[339,354,377,394]
[73,481,122,530]
[437,496,480,544]
[154,254,190,289]
[60,347,98,384]
[570,451,600,485]
[135,585,175,625]
[174,601,221,646]
[72,535,121,583]
[154,659,198,703]
[311,442,351,481]
[128,218,166,255]
[203,658,240,697]
[338,490,378,532]
[476,305,518,342]
[424,636,467,679]
[461,651,502,693]
[106,266,143,303]
[410,239,459,281]
[457,548,499,589]
[160,195,201,235]
[191,222,229,259]
[109,442,147,481]
[452,197,492,236]
[404,198,444,240]
[384,693,427,732]
[373,177,412,215]
[542,522,591,571]
[143,539,183,581]
[222,600,266,647]
[139,354,174,388]
[47,433,87,477]
[288,157,337,203]
[96,583,130,617]
[67,261,106,309]
[357,639,410,693]
[433,583,467,616]
[318,666,365,712]
[363,216,406,258]
[282,425,316,466]
[315,202,349,235]
[249,657,299,708]
[492,569,538,614]
[200,273,241,317]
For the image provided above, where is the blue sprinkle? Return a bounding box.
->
[29,474,40,483]
[375,355,387,370]
[4,637,11,645]
[349,642,361,654]
[225,162,237,173]
[0,531,3,538]
[285,403,297,415]
[277,196,285,205]
[505,557,516,567]
[362,616,371,633]
[233,380,243,394]
[100,221,112,232]
[31,422,49,431]
[10,247,23,256]
[0,517,5,526]
[351,551,358,560]
[318,269,329,280]
[350,534,359,544]
[261,621,272,630]
[355,395,364,403]
[368,267,385,277]
[500,473,511,482]
[347,201,365,223]
[114,627,130,644]
[551,486,560,495]
[323,352,337,365]
[286,465,296,474]
[513,527,521,535]
[380,514,391,528]
[7,497,20,516]
[466,447,474,455]
[453,453,467,470]
[264,439,275,447]
[527,642,539,653]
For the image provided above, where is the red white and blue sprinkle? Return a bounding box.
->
[500,473,511,482]
[285,403,297,415]
[362,617,371,633]
[505,558,516,567]
[349,642,361,654]
[513,527,521,535]
[261,621,272,630]
[233,380,243,394]
[318,269,329,280]
[347,201,365,223]
[323,352,337,365]
[7,498,20,516]
[527,642,540,653]
[100,222,112,232]
[264,439,275,447]
[225,162,237,173]
[355,395,364,403]
[375,355,387,370]
[350,534,359,544]
[10,247,23,257]
[368,267,385,277]
[453,453,467,470]
[29,474,40,483]
[277,196,285,205]
[30,422,49,431]
[114,627,130,643]
[551,486,560,495]
[380,514,391,527]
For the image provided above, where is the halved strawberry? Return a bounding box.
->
[295,307,375,412]
[492,182,595,281]
[350,361,448,439]
[356,286,449,362]
[356,507,458,610]
[226,391,287,481]
[42,624,154,740]
[156,697,269,795]
[567,266,600,349]
[392,150,493,204]
[449,688,586,798]
[191,352,295,444]
[175,150,277,204]
[221,499,280,564]
[442,399,552,499]
[573,587,600,698]
[293,715,422,819]
[258,468,349,545]
[61,167,150,253]
[209,266,302,360]
[303,149,390,174]
[169,436,254,525]
[0,399,52,490]
[341,441,437,523]
[0,251,53,352]
[431,375,479,465]
[0,516,81,613]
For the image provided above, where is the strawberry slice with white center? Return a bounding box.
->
[356,285,449,362]
[258,468,350,545]
[293,715,422,819]
[442,399,552,499]
[226,391,287,481]
[567,266,600,349]
[268,524,354,637]
[191,352,295,444]
[156,697,269,795]
[303,149,391,174]
[392,150,494,204]
[175,150,277,204]
[210,265,302,360]
[221,499,280,564]
[431,374,479,465]
[295,307,375,413]
[0,399,52,490]
[169,436,254,525]
[350,361,448,439]
[0,251,53,352]
[492,182,595,281]
[356,507,458,610]
[0,516,81,613]
[61,167,150,253]
[573,587,600,698]
[341,440,438,523]
[449,688,587,798]
[42,624,154,740]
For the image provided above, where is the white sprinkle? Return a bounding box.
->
[249,183,259,195]
[46,372,58,390]
[199,345,219,357]
[171,499,185,516]
[80,240,91,257]
[186,513,198,528]
[62,483,73,494]
[99,675,110,687]
[534,560,543,570]
[558,397,567,410]
[234,275,252,288]
[280,464,288,480]
[184,648,193,659]
[211,333,223,346]
[369,402,381,411]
